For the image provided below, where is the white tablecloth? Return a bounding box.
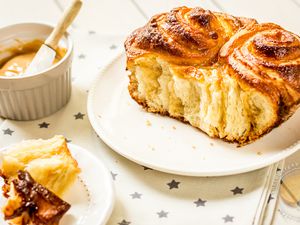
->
[0,29,298,225]
[0,0,299,224]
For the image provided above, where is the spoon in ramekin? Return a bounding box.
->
[24,0,82,75]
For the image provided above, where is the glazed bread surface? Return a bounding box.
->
[125,7,300,145]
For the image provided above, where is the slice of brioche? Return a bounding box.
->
[1,135,80,197]
[125,7,300,145]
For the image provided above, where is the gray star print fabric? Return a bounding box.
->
[0,31,294,225]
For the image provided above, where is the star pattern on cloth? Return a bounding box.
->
[157,210,168,218]
[78,54,86,59]
[194,198,207,207]
[111,171,118,181]
[130,192,142,199]
[2,128,14,135]
[230,186,244,195]
[74,112,85,120]
[167,180,180,189]
[118,219,131,225]
[110,44,117,50]
[142,166,153,170]
[223,215,234,223]
[38,122,50,128]
[0,29,276,225]
[267,194,274,204]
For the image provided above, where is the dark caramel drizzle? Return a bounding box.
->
[3,171,70,224]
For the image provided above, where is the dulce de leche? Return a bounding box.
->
[0,40,66,77]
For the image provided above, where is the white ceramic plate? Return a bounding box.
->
[87,53,300,176]
[0,143,115,225]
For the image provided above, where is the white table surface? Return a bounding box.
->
[0,1,299,225]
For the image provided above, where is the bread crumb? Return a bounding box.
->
[172,126,176,130]
[192,145,196,150]
[210,143,214,146]
[148,145,155,151]
[146,120,152,127]
[257,151,262,155]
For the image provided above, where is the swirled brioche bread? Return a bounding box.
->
[125,7,300,145]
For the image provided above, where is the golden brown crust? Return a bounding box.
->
[219,22,300,124]
[125,6,257,66]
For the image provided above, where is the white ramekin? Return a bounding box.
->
[0,23,73,121]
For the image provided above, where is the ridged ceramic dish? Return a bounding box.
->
[0,23,73,120]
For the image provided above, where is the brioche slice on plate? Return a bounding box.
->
[0,135,80,225]
[1,135,80,197]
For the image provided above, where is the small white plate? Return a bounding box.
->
[87,53,300,177]
[0,143,115,225]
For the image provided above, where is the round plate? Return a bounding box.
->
[87,53,300,176]
[0,143,115,225]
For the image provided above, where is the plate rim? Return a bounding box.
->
[0,143,115,225]
[67,143,115,225]
[87,52,300,177]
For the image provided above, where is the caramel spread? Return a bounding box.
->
[2,170,71,224]
[0,40,66,77]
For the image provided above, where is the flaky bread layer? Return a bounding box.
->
[127,56,295,145]
[1,135,80,197]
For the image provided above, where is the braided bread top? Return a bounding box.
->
[125,7,256,65]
